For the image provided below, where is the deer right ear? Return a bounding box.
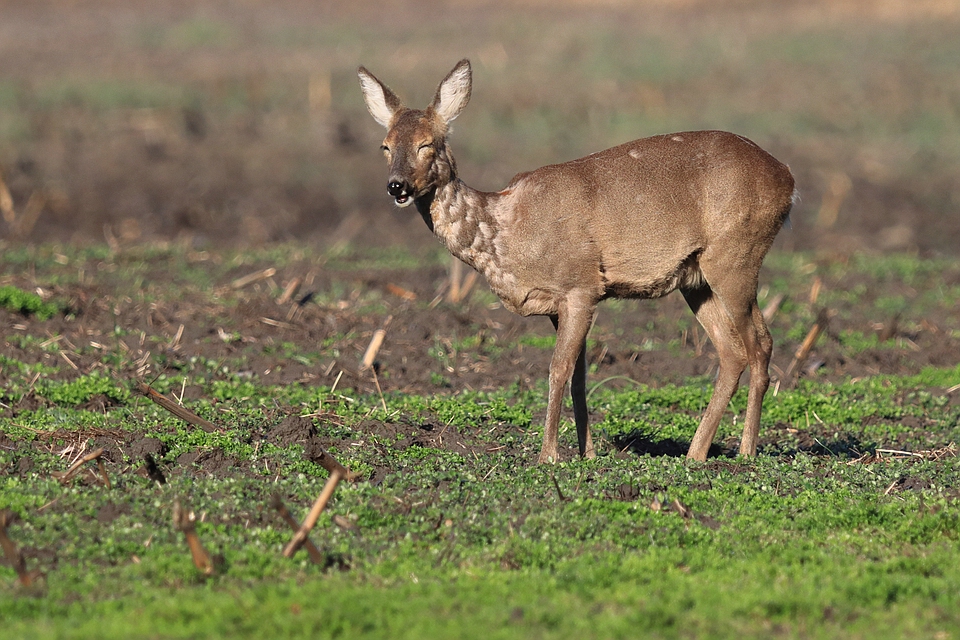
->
[358,66,403,128]
[431,59,472,124]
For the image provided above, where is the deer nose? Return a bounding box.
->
[387,180,407,197]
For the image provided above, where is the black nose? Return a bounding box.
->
[387,180,406,197]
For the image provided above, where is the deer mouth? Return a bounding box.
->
[389,180,430,208]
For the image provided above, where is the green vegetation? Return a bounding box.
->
[4,3,960,634]
[2,244,960,638]
[2,374,959,638]
[0,285,61,321]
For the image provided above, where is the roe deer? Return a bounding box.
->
[358,59,796,463]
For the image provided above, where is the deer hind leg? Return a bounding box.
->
[551,315,594,459]
[681,284,748,461]
[571,335,595,458]
[736,298,773,456]
[540,299,595,464]
[695,261,772,458]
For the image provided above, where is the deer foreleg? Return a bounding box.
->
[540,299,595,464]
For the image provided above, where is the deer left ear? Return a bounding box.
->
[431,59,472,124]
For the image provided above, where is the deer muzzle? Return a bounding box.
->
[387,179,414,208]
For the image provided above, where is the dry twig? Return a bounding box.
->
[761,293,785,324]
[281,449,355,558]
[332,515,359,531]
[51,447,109,486]
[270,495,325,565]
[783,308,830,387]
[360,315,392,371]
[283,469,343,559]
[231,267,276,290]
[457,270,479,302]
[260,317,294,329]
[447,257,463,303]
[97,458,112,490]
[386,283,417,301]
[137,381,223,433]
[173,500,215,576]
[848,443,957,465]
[550,472,567,502]
[876,443,957,461]
[0,510,39,587]
[312,447,359,482]
[882,478,901,496]
[371,367,388,413]
[808,276,822,305]
[168,324,185,351]
[277,277,302,305]
[444,256,480,304]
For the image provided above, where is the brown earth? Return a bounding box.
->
[7,255,957,395]
[2,248,959,476]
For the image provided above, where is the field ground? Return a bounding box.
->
[2,0,960,637]
[1,243,959,638]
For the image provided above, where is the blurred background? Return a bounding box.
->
[1,0,959,255]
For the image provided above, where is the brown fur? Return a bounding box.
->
[359,59,796,463]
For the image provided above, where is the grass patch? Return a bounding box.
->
[0,285,62,320]
[2,244,960,637]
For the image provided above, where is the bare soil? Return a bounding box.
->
[3,249,959,477]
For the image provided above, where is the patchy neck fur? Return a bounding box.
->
[411,145,525,310]
[435,180,498,259]
[415,168,503,275]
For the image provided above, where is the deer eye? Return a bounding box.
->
[417,144,433,155]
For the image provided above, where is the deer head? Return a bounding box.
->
[358,60,472,208]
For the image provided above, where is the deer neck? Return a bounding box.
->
[415,158,503,275]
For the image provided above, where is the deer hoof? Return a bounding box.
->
[537,451,558,464]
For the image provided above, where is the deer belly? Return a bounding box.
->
[600,249,704,300]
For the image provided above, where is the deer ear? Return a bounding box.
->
[431,59,472,124]
[358,66,403,128]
